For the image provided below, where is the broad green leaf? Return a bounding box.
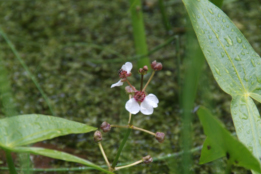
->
[182,0,261,169]
[11,147,112,174]
[197,107,261,173]
[0,115,96,148]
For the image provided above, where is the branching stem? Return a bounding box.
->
[142,71,155,92]
[114,160,143,171]
[98,142,111,171]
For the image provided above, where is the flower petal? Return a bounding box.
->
[125,98,140,114]
[145,94,159,108]
[140,98,154,115]
[111,80,123,88]
[121,62,133,73]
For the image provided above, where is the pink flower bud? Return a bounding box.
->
[155,132,165,143]
[125,86,136,93]
[151,60,163,71]
[94,130,102,142]
[143,155,153,164]
[139,68,143,74]
[143,65,148,72]
[100,122,111,132]
[151,60,157,68]
[154,63,162,71]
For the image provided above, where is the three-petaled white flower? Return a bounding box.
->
[125,91,159,115]
[111,62,133,88]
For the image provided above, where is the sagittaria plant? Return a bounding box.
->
[95,60,165,172]
[0,60,165,174]
[182,0,261,173]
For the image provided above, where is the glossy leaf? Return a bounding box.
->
[182,0,261,168]
[197,107,261,173]
[11,147,112,174]
[0,115,97,148]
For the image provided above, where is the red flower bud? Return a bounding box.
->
[143,155,153,164]
[100,122,111,132]
[143,65,148,72]
[94,130,102,142]
[151,60,163,71]
[151,60,157,68]
[155,132,165,143]
[139,68,143,74]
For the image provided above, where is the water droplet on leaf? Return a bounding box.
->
[214,66,221,75]
[236,37,242,43]
[225,36,233,45]
[251,59,256,67]
[235,56,241,61]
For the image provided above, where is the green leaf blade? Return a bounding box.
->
[11,147,112,174]
[197,107,261,173]
[231,96,261,160]
[182,0,261,171]
[0,115,97,148]
[183,0,261,96]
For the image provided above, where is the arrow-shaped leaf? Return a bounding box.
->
[182,0,261,169]
[197,107,261,173]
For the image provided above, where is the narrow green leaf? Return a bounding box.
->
[0,115,96,148]
[129,0,150,69]
[197,107,261,173]
[182,0,261,167]
[11,147,112,174]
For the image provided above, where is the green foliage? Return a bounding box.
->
[129,0,150,69]
[11,147,112,174]
[0,115,111,173]
[182,0,261,172]
[197,107,261,173]
[0,114,96,148]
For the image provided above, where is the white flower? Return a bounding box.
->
[111,62,133,88]
[125,93,159,115]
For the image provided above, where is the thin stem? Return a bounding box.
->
[98,142,111,170]
[0,27,55,116]
[225,161,232,174]
[126,79,136,91]
[140,74,144,91]
[114,160,143,171]
[111,111,133,168]
[110,124,156,136]
[128,112,132,126]
[158,0,171,32]
[111,125,129,129]
[5,150,17,174]
[129,0,150,69]
[132,126,156,136]
[176,36,181,104]
[142,71,155,92]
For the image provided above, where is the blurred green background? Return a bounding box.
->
[0,0,260,173]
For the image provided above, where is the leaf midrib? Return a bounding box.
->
[194,0,247,95]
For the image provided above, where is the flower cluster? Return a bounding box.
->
[111,61,162,115]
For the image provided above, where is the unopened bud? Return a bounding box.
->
[151,60,163,71]
[100,122,111,132]
[143,155,153,164]
[151,60,157,68]
[139,68,143,74]
[155,132,165,143]
[125,86,136,93]
[94,130,102,142]
[138,65,149,75]
[142,65,149,72]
